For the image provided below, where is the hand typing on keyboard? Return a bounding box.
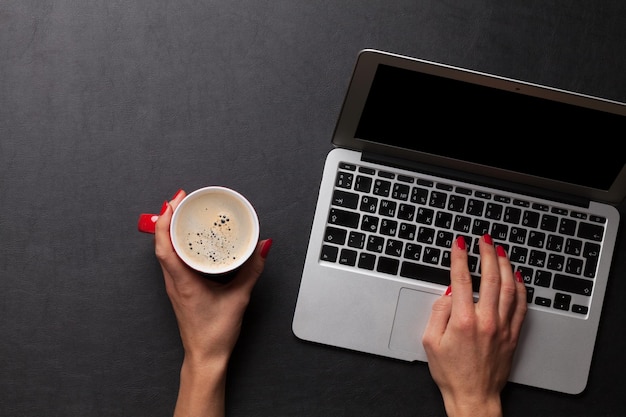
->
[423,234,528,417]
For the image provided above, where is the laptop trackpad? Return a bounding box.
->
[389,287,438,357]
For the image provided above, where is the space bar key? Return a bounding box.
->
[400,261,480,292]
[400,261,450,286]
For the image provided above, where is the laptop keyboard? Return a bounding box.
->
[320,162,607,318]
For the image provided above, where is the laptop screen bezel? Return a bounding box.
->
[332,49,626,205]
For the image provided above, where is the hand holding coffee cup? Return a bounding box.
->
[138,186,260,277]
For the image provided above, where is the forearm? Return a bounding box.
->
[174,357,229,417]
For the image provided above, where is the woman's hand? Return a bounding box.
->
[154,190,272,417]
[422,234,527,417]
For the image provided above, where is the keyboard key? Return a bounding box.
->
[411,187,429,204]
[373,179,391,196]
[509,227,527,244]
[417,227,435,244]
[367,235,384,253]
[522,210,540,228]
[377,256,400,275]
[320,245,338,262]
[360,196,378,213]
[339,249,357,266]
[392,183,410,200]
[355,175,373,192]
[335,171,354,189]
[448,195,466,212]
[360,215,379,233]
[380,219,398,236]
[553,274,593,296]
[332,190,359,209]
[329,208,359,228]
[416,207,434,225]
[398,223,416,240]
[504,207,522,224]
[403,243,422,261]
[385,239,403,257]
[422,247,441,265]
[565,238,582,256]
[400,261,449,285]
[535,297,551,307]
[534,270,552,287]
[472,219,490,236]
[379,200,397,217]
[347,231,366,249]
[466,198,485,216]
[324,226,347,245]
[491,223,508,240]
[429,191,448,209]
[527,230,545,248]
[397,203,416,221]
[453,215,472,233]
[435,230,454,248]
[485,203,503,220]
[541,214,558,232]
[358,253,376,270]
[547,254,565,271]
[435,212,453,229]
[577,222,605,241]
[546,234,564,252]
[559,218,577,235]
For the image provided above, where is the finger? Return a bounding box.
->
[449,235,474,315]
[422,294,453,351]
[228,239,272,293]
[476,234,501,312]
[155,190,188,275]
[495,245,518,321]
[509,271,528,337]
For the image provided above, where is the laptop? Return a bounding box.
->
[292,49,626,395]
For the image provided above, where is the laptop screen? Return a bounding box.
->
[354,64,625,191]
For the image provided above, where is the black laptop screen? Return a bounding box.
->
[354,64,625,191]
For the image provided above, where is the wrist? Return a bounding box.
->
[174,356,229,417]
[441,393,503,417]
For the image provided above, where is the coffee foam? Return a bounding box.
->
[171,189,258,273]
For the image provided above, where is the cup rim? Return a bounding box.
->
[170,186,260,275]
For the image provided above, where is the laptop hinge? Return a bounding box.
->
[361,152,591,209]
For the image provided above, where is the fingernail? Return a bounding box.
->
[496,245,507,257]
[159,201,168,215]
[171,189,184,200]
[137,213,158,234]
[456,236,466,250]
[260,239,273,259]
[444,286,452,296]
[515,271,523,283]
[483,233,493,245]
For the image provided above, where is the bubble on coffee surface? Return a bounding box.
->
[185,211,241,265]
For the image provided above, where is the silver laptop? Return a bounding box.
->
[292,49,626,395]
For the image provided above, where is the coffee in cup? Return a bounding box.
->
[138,186,259,277]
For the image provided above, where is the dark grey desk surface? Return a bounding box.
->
[2,1,626,416]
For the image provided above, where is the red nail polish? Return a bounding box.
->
[456,236,466,250]
[483,233,493,245]
[171,189,184,200]
[260,239,273,259]
[159,201,168,215]
[496,245,507,257]
[515,271,523,283]
[444,286,452,296]
[137,213,158,234]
